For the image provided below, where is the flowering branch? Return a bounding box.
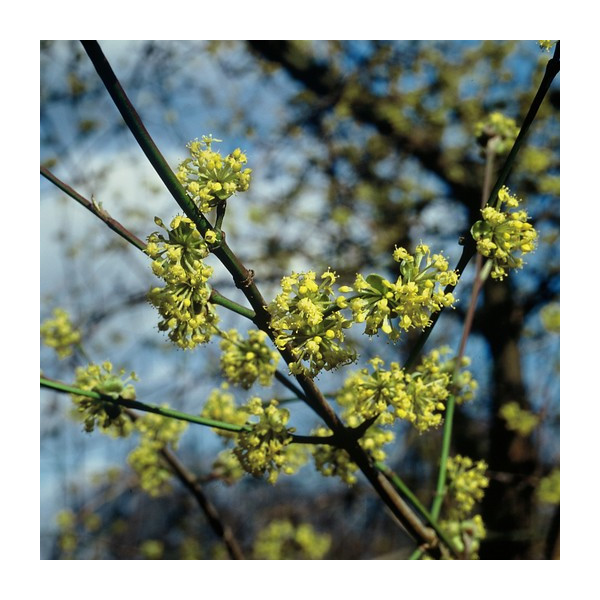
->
[80,39,443,554]
[41,166,257,324]
[40,375,340,447]
[41,376,252,434]
[402,42,559,371]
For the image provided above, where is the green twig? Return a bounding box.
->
[431,395,456,521]
[41,375,330,446]
[80,41,212,234]
[209,289,256,321]
[41,376,251,434]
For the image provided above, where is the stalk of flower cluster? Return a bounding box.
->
[82,39,442,553]
[433,143,496,519]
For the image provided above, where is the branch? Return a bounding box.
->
[40,375,337,446]
[41,165,146,251]
[41,166,256,324]
[403,43,560,369]
[40,376,252,434]
[124,408,245,559]
[80,39,443,553]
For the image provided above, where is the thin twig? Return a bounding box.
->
[41,165,147,251]
[124,409,245,559]
[41,166,257,323]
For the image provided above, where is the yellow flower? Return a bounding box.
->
[349,245,457,341]
[499,401,540,436]
[269,270,355,376]
[176,136,251,212]
[471,186,537,280]
[128,409,187,497]
[474,112,519,155]
[70,362,137,436]
[537,468,560,504]
[146,215,219,349]
[253,520,331,560]
[446,455,489,520]
[219,329,279,389]
[233,398,301,484]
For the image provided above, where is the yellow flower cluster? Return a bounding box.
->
[337,348,476,432]
[71,361,137,436]
[471,186,537,280]
[146,215,219,349]
[140,540,164,560]
[499,401,540,436]
[540,302,560,334]
[343,244,457,341]
[474,112,519,155]
[200,385,249,440]
[127,410,188,497]
[269,270,355,376]
[253,519,331,560]
[40,308,81,359]
[176,135,251,213]
[233,398,297,484]
[219,329,280,389]
[56,509,78,558]
[537,468,560,504]
[311,421,394,486]
[539,40,556,52]
[445,455,489,520]
[440,515,486,559]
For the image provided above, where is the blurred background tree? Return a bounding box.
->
[40,40,559,559]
